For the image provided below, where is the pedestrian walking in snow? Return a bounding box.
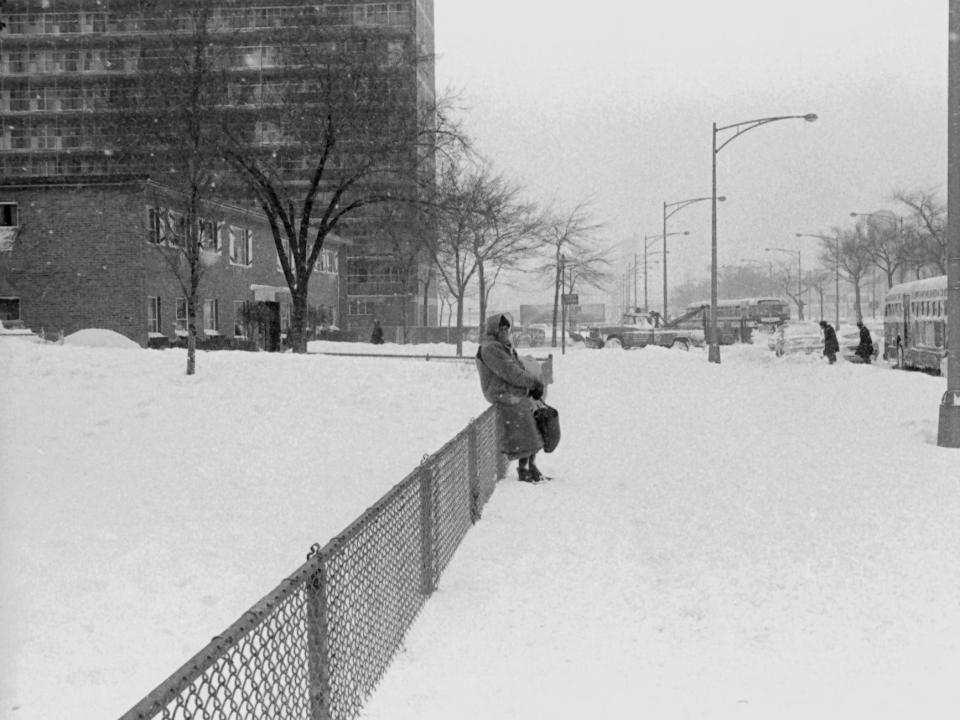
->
[370,319,384,344]
[475,312,547,483]
[820,320,839,364]
[855,320,874,363]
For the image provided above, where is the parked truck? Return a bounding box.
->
[584,306,707,350]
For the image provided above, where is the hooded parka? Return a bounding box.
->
[476,313,544,460]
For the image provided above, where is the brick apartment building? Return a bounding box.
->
[0,1,438,341]
[0,177,346,347]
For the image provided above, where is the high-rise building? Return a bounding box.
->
[0,1,438,340]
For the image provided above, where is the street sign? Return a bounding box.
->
[562,293,579,305]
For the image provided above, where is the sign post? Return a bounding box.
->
[561,293,578,355]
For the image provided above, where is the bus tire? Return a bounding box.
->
[604,337,623,350]
[671,339,690,351]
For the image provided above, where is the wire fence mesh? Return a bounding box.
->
[119,401,509,720]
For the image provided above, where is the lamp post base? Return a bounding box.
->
[708,344,721,364]
[937,391,960,448]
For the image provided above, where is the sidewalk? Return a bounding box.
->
[361,347,960,720]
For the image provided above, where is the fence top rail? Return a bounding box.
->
[119,552,322,720]
[118,403,501,720]
[310,351,554,363]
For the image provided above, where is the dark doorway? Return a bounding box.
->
[261,301,281,352]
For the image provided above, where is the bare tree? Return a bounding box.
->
[469,169,545,335]
[121,0,230,374]
[770,262,805,320]
[539,201,604,347]
[216,16,459,353]
[826,225,873,321]
[894,189,947,275]
[423,151,483,355]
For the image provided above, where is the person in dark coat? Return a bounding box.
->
[855,320,874,363]
[370,319,384,344]
[820,320,839,364]
[476,312,546,483]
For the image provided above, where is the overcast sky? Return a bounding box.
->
[434,0,947,314]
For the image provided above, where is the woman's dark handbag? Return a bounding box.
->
[533,401,561,453]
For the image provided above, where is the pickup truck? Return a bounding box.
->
[584,308,706,350]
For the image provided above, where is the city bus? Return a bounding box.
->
[883,275,948,375]
[678,297,791,344]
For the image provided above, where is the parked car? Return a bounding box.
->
[773,321,824,357]
[512,325,547,348]
[839,321,882,363]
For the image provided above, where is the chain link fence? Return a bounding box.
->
[119,403,508,720]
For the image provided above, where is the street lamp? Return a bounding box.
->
[663,197,722,320]
[643,231,687,312]
[796,232,840,329]
[709,112,818,363]
[940,0,960,447]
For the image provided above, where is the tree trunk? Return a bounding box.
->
[853,282,864,321]
[186,185,202,376]
[551,257,561,347]
[187,295,199,374]
[455,296,465,357]
[476,261,487,340]
[290,283,310,353]
[422,274,430,327]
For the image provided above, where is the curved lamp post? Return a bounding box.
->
[644,231,688,313]
[663,197,722,320]
[709,112,818,363]
[941,0,960,447]
[797,232,840,329]
[764,247,803,320]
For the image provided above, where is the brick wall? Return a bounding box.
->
[0,183,148,342]
[0,180,340,346]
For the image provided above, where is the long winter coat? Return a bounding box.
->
[476,314,543,460]
[822,324,840,356]
[856,324,874,360]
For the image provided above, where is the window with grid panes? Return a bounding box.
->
[148,297,161,333]
[175,298,188,334]
[203,299,219,333]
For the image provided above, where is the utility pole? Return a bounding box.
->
[939,0,960,447]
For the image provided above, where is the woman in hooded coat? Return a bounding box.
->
[476,312,546,482]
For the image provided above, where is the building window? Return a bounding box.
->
[147,207,161,244]
[349,299,377,316]
[147,206,187,246]
[317,247,338,273]
[203,299,219,334]
[0,297,22,323]
[200,218,221,252]
[1,203,19,228]
[148,296,161,333]
[228,226,252,266]
[175,298,188,335]
[233,301,247,337]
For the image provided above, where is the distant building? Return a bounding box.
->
[0,177,346,348]
[0,0,438,335]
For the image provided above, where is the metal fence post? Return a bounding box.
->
[494,407,508,479]
[542,354,554,385]
[305,553,333,720]
[468,421,480,523]
[419,456,437,595]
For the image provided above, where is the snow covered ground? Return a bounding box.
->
[2,331,958,720]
